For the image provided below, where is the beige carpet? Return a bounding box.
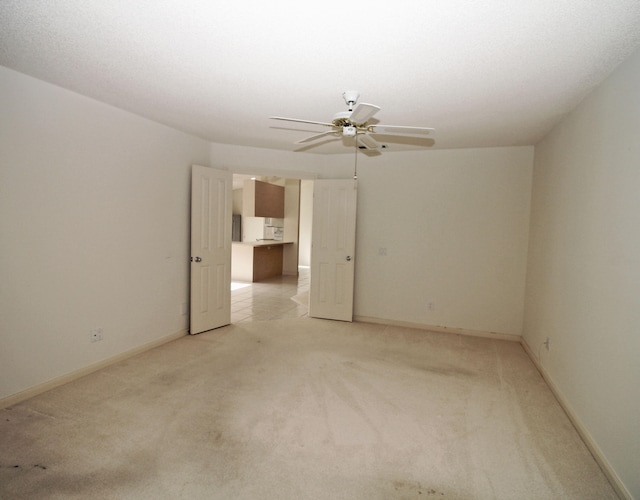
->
[0,318,616,499]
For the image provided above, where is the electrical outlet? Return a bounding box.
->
[428,302,435,311]
[90,327,103,343]
[378,247,388,256]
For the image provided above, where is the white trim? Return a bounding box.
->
[0,329,187,409]
[354,315,521,342]
[520,338,631,500]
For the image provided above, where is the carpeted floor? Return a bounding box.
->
[0,318,617,499]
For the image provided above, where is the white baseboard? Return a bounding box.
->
[519,338,631,500]
[0,329,187,409]
[354,315,521,342]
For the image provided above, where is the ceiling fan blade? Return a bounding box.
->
[295,130,339,144]
[357,134,381,150]
[270,116,334,127]
[370,124,435,137]
[349,103,381,124]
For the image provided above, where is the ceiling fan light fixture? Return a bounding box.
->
[343,126,357,137]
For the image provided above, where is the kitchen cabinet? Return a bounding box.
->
[243,179,285,218]
[232,241,293,282]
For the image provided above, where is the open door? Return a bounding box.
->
[309,179,357,322]
[190,165,232,334]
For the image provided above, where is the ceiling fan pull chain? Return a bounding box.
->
[353,137,358,180]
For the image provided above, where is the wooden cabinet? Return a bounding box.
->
[232,242,291,282]
[243,179,284,218]
[252,245,283,281]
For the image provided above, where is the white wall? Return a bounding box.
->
[0,67,211,400]
[210,142,324,177]
[242,216,264,242]
[212,142,533,336]
[298,180,313,266]
[523,48,640,498]
[1,65,534,404]
[354,147,533,335]
[232,188,243,214]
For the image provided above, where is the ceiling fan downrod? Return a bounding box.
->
[342,90,360,111]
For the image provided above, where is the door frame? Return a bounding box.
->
[197,168,358,324]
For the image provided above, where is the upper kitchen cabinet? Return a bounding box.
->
[242,179,285,218]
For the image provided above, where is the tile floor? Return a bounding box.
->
[231,266,310,323]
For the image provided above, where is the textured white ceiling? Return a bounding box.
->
[2,1,640,154]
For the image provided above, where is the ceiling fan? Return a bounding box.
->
[270,91,434,152]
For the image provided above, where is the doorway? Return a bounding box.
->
[229,174,313,322]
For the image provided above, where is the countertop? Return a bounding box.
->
[232,240,294,247]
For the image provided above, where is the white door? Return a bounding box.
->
[309,179,358,322]
[190,165,232,334]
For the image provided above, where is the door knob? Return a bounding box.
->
[193,256,202,262]
[346,256,352,261]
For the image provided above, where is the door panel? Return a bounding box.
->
[190,165,232,334]
[309,179,357,322]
